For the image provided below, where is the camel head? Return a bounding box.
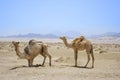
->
[60,36,67,41]
[12,41,20,47]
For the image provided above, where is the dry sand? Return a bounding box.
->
[0,38,120,80]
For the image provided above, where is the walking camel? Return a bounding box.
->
[60,36,95,68]
[12,40,51,67]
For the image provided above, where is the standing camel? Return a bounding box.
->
[12,40,51,67]
[60,36,94,68]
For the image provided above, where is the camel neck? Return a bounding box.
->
[63,39,72,48]
[15,46,19,54]
[14,46,23,58]
[15,46,19,52]
[63,39,68,47]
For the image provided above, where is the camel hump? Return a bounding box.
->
[78,36,85,41]
[72,36,85,46]
[29,39,43,45]
[40,44,48,54]
[29,39,36,45]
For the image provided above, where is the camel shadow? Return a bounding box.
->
[72,66,93,69]
[60,64,93,69]
[9,64,42,70]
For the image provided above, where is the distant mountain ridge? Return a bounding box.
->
[54,31,82,38]
[0,31,82,38]
[0,32,120,38]
[101,32,120,37]
[90,32,120,38]
[2,33,58,38]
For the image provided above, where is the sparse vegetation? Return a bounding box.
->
[0,38,120,80]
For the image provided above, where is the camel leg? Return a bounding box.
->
[45,52,52,66]
[28,59,30,67]
[30,59,34,67]
[91,52,95,68]
[41,54,46,66]
[28,59,34,67]
[84,53,90,68]
[74,49,78,67]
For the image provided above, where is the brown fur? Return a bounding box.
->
[12,40,51,67]
[60,36,95,68]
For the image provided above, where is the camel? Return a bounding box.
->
[60,36,94,68]
[12,40,51,67]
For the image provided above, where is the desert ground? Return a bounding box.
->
[0,38,120,80]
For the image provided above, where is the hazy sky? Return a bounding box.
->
[0,0,120,36]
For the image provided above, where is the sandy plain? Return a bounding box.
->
[0,38,120,80]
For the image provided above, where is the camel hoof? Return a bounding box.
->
[35,64,41,67]
[41,64,45,67]
[28,65,32,67]
[74,65,77,67]
[84,66,87,68]
[49,63,51,66]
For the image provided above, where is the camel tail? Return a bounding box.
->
[90,44,95,68]
[90,45,93,54]
[90,45,95,60]
[41,45,47,53]
[41,45,44,53]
